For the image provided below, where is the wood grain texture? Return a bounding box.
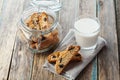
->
[8,0,34,80]
[59,0,80,37]
[78,0,96,16]
[0,0,26,79]
[115,0,120,71]
[32,54,66,80]
[8,30,34,80]
[98,0,119,80]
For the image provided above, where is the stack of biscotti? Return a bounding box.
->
[26,12,59,50]
[25,12,51,30]
[47,45,82,74]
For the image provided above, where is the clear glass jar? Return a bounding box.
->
[18,7,62,53]
[30,0,62,12]
[29,0,62,19]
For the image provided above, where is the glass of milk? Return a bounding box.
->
[74,16,100,50]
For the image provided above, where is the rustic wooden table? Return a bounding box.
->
[0,0,119,80]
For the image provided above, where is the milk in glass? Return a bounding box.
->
[74,18,100,49]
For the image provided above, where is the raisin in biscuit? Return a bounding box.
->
[48,51,60,63]
[55,45,80,74]
[38,33,54,49]
[66,45,80,52]
[72,53,82,61]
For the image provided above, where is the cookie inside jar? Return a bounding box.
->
[25,12,60,53]
[25,12,54,30]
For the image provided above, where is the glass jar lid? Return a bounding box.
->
[30,0,62,12]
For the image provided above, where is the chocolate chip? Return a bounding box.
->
[59,64,64,68]
[75,54,80,56]
[68,47,74,51]
[52,55,56,58]
[59,58,62,63]
[44,18,47,21]
[40,35,46,41]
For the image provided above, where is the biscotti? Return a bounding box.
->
[47,45,81,74]
[26,12,51,30]
[26,12,60,51]
[55,45,80,74]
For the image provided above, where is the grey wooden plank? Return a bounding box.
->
[0,0,26,79]
[9,30,34,80]
[59,0,80,37]
[97,0,119,80]
[8,0,35,80]
[115,0,120,71]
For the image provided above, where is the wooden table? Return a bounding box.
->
[0,0,119,80]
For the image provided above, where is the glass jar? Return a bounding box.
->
[29,0,62,19]
[18,7,62,53]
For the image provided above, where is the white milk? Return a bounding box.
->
[74,18,100,49]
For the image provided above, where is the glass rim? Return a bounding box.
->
[30,0,62,12]
[74,15,100,34]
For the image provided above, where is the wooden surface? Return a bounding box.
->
[115,0,120,68]
[9,30,34,80]
[0,0,25,79]
[98,0,119,80]
[0,0,119,80]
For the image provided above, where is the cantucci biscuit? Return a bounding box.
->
[55,45,80,74]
